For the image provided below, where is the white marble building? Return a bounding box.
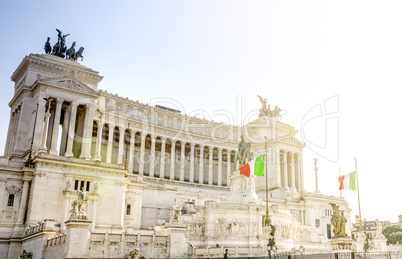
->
[0,54,351,258]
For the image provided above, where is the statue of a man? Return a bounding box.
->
[170,199,182,224]
[235,135,250,166]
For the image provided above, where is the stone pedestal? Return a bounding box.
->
[228,172,260,203]
[329,237,353,252]
[64,219,92,258]
[353,231,366,252]
[373,235,387,251]
[165,224,187,258]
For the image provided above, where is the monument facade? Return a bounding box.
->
[0,53,351,258]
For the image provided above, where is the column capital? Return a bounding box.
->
[160,136,167,142]
[56,98,65,104]
[181,141,186,146]
[218,147,223,152]
[171,139,177,144]
[190,142,196,148]
[150,134,156,141]
[199,144,205,149]
[118,125,126,132]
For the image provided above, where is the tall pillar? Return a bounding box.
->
[218,148,222,186]
[49,98,64,155]
[117,126,126,165]
[139,133,146,176]
[199,145,204,184]
[16,178,30,224]
[65,102,78,158]
[80,104,95,160]
[106,123,115,163]
[59,106,71,156]
[276,148,282,188]
[208,147,213,185]
[32,98,46,151]
[180,141,185,181]
[149,135,156,177]
[189,143,195,183]
[38,111,52,153]
[160,137,166,179]
[93,121,103,162]
[170,140,176,180]
[300,152,305,192]
[290,152,296,191]
[128,130,135,173]
[226,149,231,186]
[282,150,288,189]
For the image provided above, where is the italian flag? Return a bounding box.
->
[338,171,356,190]
[239,155,265,177]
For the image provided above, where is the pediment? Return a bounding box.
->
[38,76,100,97]
[277,135,305,147]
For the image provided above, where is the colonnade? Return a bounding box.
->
[279,150,303,192]
[32,97,236,187]
[33,97,95,159]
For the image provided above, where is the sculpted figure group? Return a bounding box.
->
[329,203,348,238]
[257,95,282,120]
[44,29,84,61]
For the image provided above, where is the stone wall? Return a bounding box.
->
[88,232,168,258]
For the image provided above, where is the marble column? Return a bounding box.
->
[160,137,166,179]
[32,98,46,151]
[16,178,30,224]
[149,135,156,177]
[218,148,222,186]
[38,111,51,153]
[139,133,146,176]
[49,98,64,155]
[300,152,304,191]
[170,140,176,180]
[93,121,103,162]
[127,130,135,173]
[106,124,115,163]
[208,147,213,185]
[65,102,78,158]
[59,106,71,156]
[80,104,95,160]
[290,152,296,191]
[226,149,231,186]
[282,150,288,189]
[117,126,126,165]
[198,145,204,184]
[189,143,195,183]
[180,141,185,182]
[276,148,282,188]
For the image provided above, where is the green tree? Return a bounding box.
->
[382,225,402,244]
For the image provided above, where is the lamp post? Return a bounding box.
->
[264,136,276,258]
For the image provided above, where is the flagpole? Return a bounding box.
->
[355,158,363,231]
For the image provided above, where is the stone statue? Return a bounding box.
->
[44,37,52,54]
[66,41,76,60]
[329,203,348,238]
[257,95,282,120]
[170,199,182,224]
[70,188,89,220]
[235,135,251,167]
[257,95,268,117]
[73,47,85,61]
[314,158,317,167]
[375,219,384,237]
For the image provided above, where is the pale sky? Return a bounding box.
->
[0,1,401,223]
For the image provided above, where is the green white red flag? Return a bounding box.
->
[338,171,356,190]
[239,155,265,177]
